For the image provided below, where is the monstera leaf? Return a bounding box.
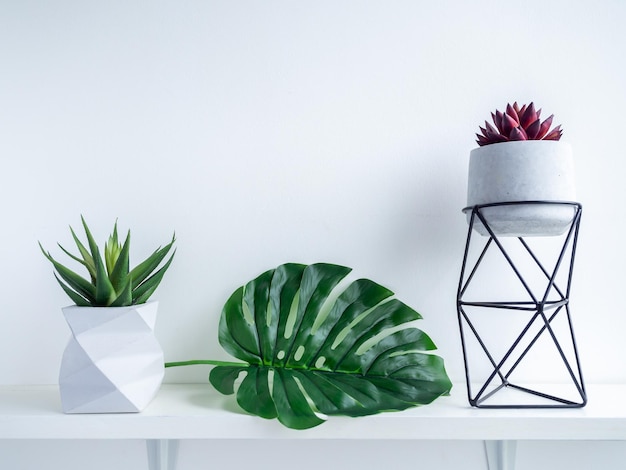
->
[203,262,452,429]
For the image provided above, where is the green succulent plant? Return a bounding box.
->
[40,216,176,307]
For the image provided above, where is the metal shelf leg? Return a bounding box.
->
[485,440,517,470]
[147,439,179,470]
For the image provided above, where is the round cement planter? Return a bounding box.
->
[466,140,577,237]
[59,301,164,413]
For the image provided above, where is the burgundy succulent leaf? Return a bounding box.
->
[484,121,497,135]
[525,118,541,139]
[544,125,563,141]
[476,102,563,146]
[506,103,520,124]
[476,134,489,146]
[519,102,537,128]
[493,110,504,134]
[536,114,554,140]
[509,126,527,141]
[501,113,518,136]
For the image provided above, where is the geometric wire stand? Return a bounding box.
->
[457,201,586,408]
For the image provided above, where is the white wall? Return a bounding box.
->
[2,1,625,469]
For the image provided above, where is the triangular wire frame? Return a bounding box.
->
[457,201,586,408]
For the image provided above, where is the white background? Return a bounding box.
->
[2,1,626,469]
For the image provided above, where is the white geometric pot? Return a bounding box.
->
[59,301,164,413]
[466,140,577,237]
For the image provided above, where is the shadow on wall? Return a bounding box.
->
[379,148,468,285]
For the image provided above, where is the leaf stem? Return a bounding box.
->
[164,359,248,368]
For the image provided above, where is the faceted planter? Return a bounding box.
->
[59,301,164,413]
[466,140,576,237]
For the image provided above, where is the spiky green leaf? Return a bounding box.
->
[129,235,176,287]
[104,221,121,275]
[109,230,131,294]
[69,226,96,281]
[80,217,116,305]
[110,277,133,307]
[56,243,91,273]
[53,273,91,306]
[39,243,96,302]
[132,249,176,304]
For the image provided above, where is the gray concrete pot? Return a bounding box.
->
[466,140,576,237]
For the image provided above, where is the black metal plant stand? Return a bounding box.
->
[457,201,586,408]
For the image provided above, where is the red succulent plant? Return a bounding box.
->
[476,102,563,147]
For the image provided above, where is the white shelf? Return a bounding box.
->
[2,383,626,441]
